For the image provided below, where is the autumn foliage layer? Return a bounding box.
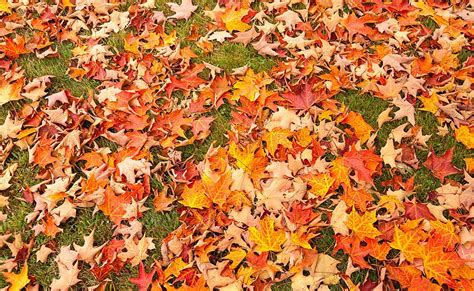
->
[0,0,473,290]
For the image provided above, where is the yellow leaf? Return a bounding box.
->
[222,8,251,32]
[249,216,287,252]
[0,79,23,106]
[318,110,333,121]
[343,112,373,144]
[179,181,211,209]
[231,69,272,101]
[61,0,75,7]
[418,93,439,114]
[304,173,335,198]
[164,258,191,280]
[345,209,381,239]
[389,226,422,262]
[465,157,474,173]
[291,230,313,249]
[0,0,11,14]
[455,126,474,149]
[124,34,140,54]
[225,249,246,269]
[229,142,256,172]
[412,1,448,26]
[237,265,256,285]
[378,195,404,214]
[262,128,292,156]
[3,264,30,291]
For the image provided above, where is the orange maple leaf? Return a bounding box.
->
[98,186,128,225]
[342,111,374,144]
[421,245,463,286]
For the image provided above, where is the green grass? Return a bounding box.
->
[201,42,278,73]
[17,42,99,97]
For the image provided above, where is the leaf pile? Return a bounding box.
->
[0,0,473,290]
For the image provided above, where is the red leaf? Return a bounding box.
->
[129,262,156,291]
[282,82,327,110]
[343,147,382,185]
[423,148,460,182]
[403,200,435,220]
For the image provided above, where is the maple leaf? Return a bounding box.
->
[421,246,463,286]
[44,214,62,237]
[225,249,246,269]
[98,186,127,225]
[331,201,349,235]
[202,170,233,208]
[36,245,54,263]
[343,147,382,185]
[423,148,460,182]
[403,200,435,220]
[282,82,327,110]
[342,111,374,144]
[380,138,402,168]
[330,157,351,187]
[392,97,416,125]
[389,226,422,262]
[0,0,11,13]
[334,235,371,268]
[163,258,191,280]
[50,262,81,290]
[167,0,197,20]
[455,126,474,149]
[341,186,373,212]
[285,201,319,225]
[221,8,251,32]
[0,78,23,106]
[345,209,381,239]
[387,264,422,289]
[130,262,156,291]
[377,77,404,99]
[291,229,314,249]
[0,36,28,59]
[2,264,30,291]
[153,190,175,212]
[342,13,377,40]
[262,128,292,156]
[191,116,214,140]
[179,182,211,209]
[118,236,155,266]
[304,173,335,198]
[249,216,287,252]
[365,238,391,261]
[0,163,16,191]
[73,230,105,263]
[430,220,459,251]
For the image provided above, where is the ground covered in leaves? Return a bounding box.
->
[0,0,473,290]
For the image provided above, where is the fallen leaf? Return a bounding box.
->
[423,148,461,182]
[249,216,287,252]
[345,209,381,239]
